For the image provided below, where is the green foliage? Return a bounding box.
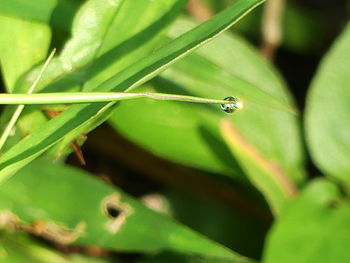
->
[136,251,256,263]
[305,22,350,190]
[0,232,116,263]
[0,0,264,184]
[0,15,51,92]
[263,180,350,263]
[0,0,350,262]
[0,159,238,259]
[110,18,303,183]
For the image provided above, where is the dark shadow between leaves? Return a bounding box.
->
[49,0,84,32]
[50,0,84,33]
[198,125,245,179]
[0,103,109,173]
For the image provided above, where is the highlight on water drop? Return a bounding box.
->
[220,96,243,114]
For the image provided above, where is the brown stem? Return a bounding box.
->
[261,0,285,59]
[186,0,214,21]
[44,109,86,165]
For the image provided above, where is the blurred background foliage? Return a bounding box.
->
[0,0,350,262]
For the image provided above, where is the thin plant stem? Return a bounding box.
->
[0,49,56,151]
[0,92,238,106]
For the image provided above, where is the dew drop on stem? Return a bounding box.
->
[220,96,243,114]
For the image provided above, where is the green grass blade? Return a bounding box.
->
[0,0,264,183]
[16,0,186,94]
[95,0,265,93]
[8,0,186,157]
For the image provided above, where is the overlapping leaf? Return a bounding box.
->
[0,160,243,260]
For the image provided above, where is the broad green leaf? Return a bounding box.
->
[0,0,82,31]
[165,51,294,113]
[0,0,264,183]
[109,18,304,183]
[0,15,51,92]
[221,120,297,216]
[0,232,116,263]
[305,22,350,189]
[136,251,257,263]
[0,160,242,260]
[262,179,350,263]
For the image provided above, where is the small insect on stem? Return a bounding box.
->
[44,109,86,165]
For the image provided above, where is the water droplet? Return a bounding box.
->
[220,96,243,114]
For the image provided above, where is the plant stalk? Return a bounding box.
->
[0,49,56,151]
[0,92,235,105]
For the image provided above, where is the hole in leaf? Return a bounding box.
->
[101,194,133,233]
[106,205,121,219]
